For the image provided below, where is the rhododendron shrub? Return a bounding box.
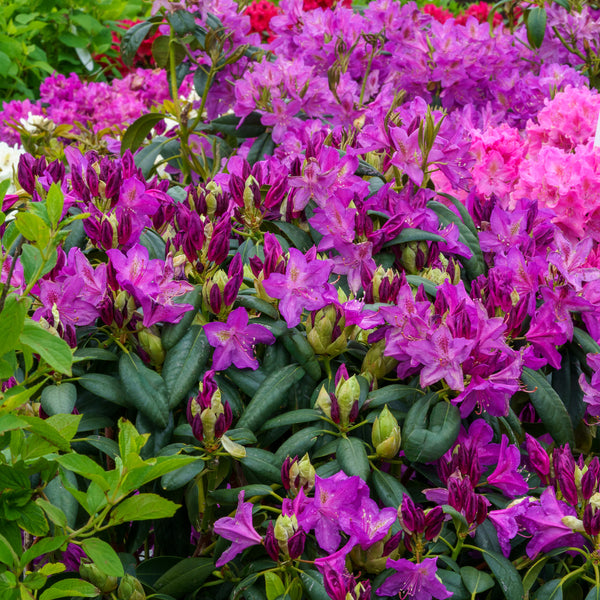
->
[3,0,600,599]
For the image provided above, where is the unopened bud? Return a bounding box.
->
[117,575,145,600]
[79,562,117,593]
[372,405,401,459]
[335,374,361,426]
[137,328,165,367]
[361,339,399,382]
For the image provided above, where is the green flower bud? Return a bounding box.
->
[361,339,398,382]
[306,305,352,357]
[274,514,297,546]
[315,385,332,420]
[399,242,429,275]
[79,562,118,593]
[137,328,165,367]
[286,453,315,495]
[202,269,229,316]
[372,405,401,459]
[335,374,361,425]
[117,574,146,600]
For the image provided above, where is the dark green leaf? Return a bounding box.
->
[161,287,202,350]
[527,7,547,49]
[266,221,313,253]
[585,586,600,600]
[78,373,128,407]
[534,579,563,600]
[261,409,322,431]
[122,20,155,66]
[427,200,485,280]
[382,228,445,247]
[209,484,273,504]
[573,327,600,355]
[247,131,275,164]
[40,383,77,416]
[194,68,210,97]
[120,113,166,155]
[275,426,323,463]
[161,460,205,491]
[405,274,439,297]
[336,436,370,482]
[240,448,282,483]
[522,367,574,446]
[299,569,330,600]
[372,469,408,508]
[460,566,494,594]
[119,353,170,428]
[480,547,524,600]
[234,295,279,319]
[162,326,210,409]
[210,112,265,138]
[73,348,118,362]
[402,396,461,463]
[154,557,214,596]
[168,10,197,35]
[237,364,306,432]
[365,385,422,409]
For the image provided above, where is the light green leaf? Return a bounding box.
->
[109,493,179,524]
[19,320,73,376]
[81,538,124,577]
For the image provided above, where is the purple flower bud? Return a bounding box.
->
[86,165,99,197]
[209,284,222,315]
[281,456,298,491]
[400,496,424,535]
[17,154,35,194]
[249,256,263,278]
[264,521,279,562]
[214,403,233,439]
[190,414,204,442]
[105,170,121,204]
[117,212,133,247]
[583,504,600,537]
[554,445,578,506]
[100,218,115,250]
[287,528,305,559]
[229,174,245,207]
[526,434,551,485]
[582,458,600,500]
[382,531,402,556]
[330,395,340,424]
[424,506,444,540]
[207,216,231,265]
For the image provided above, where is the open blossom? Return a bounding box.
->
[262,248,337,327]
[214,491,263,567]
[204,306,275,370]
[377,557,452,600]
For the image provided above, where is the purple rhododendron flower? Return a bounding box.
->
[204,307,275,370]
[519,487,586,559]
[262,248,337,327]
[214,491,263,567]
[377,557,452,600]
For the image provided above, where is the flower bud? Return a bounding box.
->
[79,562,118,593]
[117,574,146,600]
[305,305,350,357]
[281,453,315,495]
[315,386,332,420]
[361,339,398,382]
[334,372,361,427]
[561,515,585,533]
[264,521,279,561]
[399,242,429,275]
[137,328,165,367]
[372,405,401,459]
[203,269,229,316]
[584,503,600,536]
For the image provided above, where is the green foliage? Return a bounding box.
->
[0,0,148,101]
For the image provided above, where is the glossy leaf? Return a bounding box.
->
[81,538,124,577]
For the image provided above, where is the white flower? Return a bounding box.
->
[0,141,26,194]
